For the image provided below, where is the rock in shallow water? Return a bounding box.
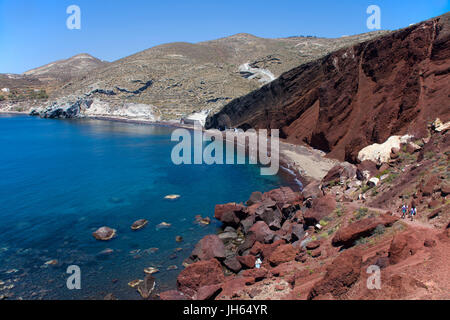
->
[137,275,156,299]
[131,219,148,231]
[92,227,116,241]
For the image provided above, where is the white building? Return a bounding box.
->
[1,88,10,93]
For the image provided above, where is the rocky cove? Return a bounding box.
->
[155,119,450,300]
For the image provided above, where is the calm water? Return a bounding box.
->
[0,115,290,300]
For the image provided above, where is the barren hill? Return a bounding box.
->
[206,13,450,163]
[23,53,108,82]
[4,31,386,120]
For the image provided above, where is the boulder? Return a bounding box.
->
[268,244,297,266]
[237,255,256,269]
[92,227,116,241]
[302,181,323,200]
[249,221,275,244]
[223,256,242,273]
[259,207,282,230]
[308,249,362,299]
[291,224,306,242]
[246,192,263,206]
[357,160,379,180]
[250,240,286,260]
[322,164,356,187]
[214,203,246,227]
[191,235,226,261]
[332,214,398,247]
[305,240,321,250]
[277,220,294,242]
[263,187,302,207]
[177,259,225,296]
[311,249,321,258]
[218,231,238,242]
[303,195,336,226]
[131,219,148,231]
[237,233,257,255]
[240,215,256,234]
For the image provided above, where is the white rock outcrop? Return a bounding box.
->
[358,135,413,164]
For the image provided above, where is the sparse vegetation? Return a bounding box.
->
[354,207,369,220]
[373,224,386,236]
[425,151,436,160]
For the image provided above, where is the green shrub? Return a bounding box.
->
[319,219,329,227]
[0,95,4,101]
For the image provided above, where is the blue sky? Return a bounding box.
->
[0,0,448,74]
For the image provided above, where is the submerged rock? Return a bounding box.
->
[128,279,143,288]
[157,222,171,229]
[136,275,156,299]
[131,219,148,231]
[44,260,58,266]
[92,227,116,241]
[164,194,180,200]
[144,267,159,275]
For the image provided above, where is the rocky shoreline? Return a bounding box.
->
[2,111,448,300]
[157,121,450,300]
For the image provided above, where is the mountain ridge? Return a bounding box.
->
[206,12,450,163]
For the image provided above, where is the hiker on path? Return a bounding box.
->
[410,206,416,221]
[401,204,408,219]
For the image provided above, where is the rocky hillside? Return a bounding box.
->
[0,54,108,104]
[52,32,388,120]
[206,13,450,163]
[157,122,449,300]
[1,31,387,119]
[23,53,108,82]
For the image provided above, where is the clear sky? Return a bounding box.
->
[0,0,448,74]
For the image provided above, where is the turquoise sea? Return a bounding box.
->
[0,114,292,299]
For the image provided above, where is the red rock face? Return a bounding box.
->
[332,214,398,247]
[268,244,298,266]
[388,232,422,265]
[308,249,362,299]
[206,13,450,163]
[177,259,225,296]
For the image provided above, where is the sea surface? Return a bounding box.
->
[0,114,291,300]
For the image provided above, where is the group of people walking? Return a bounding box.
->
[401,203,417,221]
